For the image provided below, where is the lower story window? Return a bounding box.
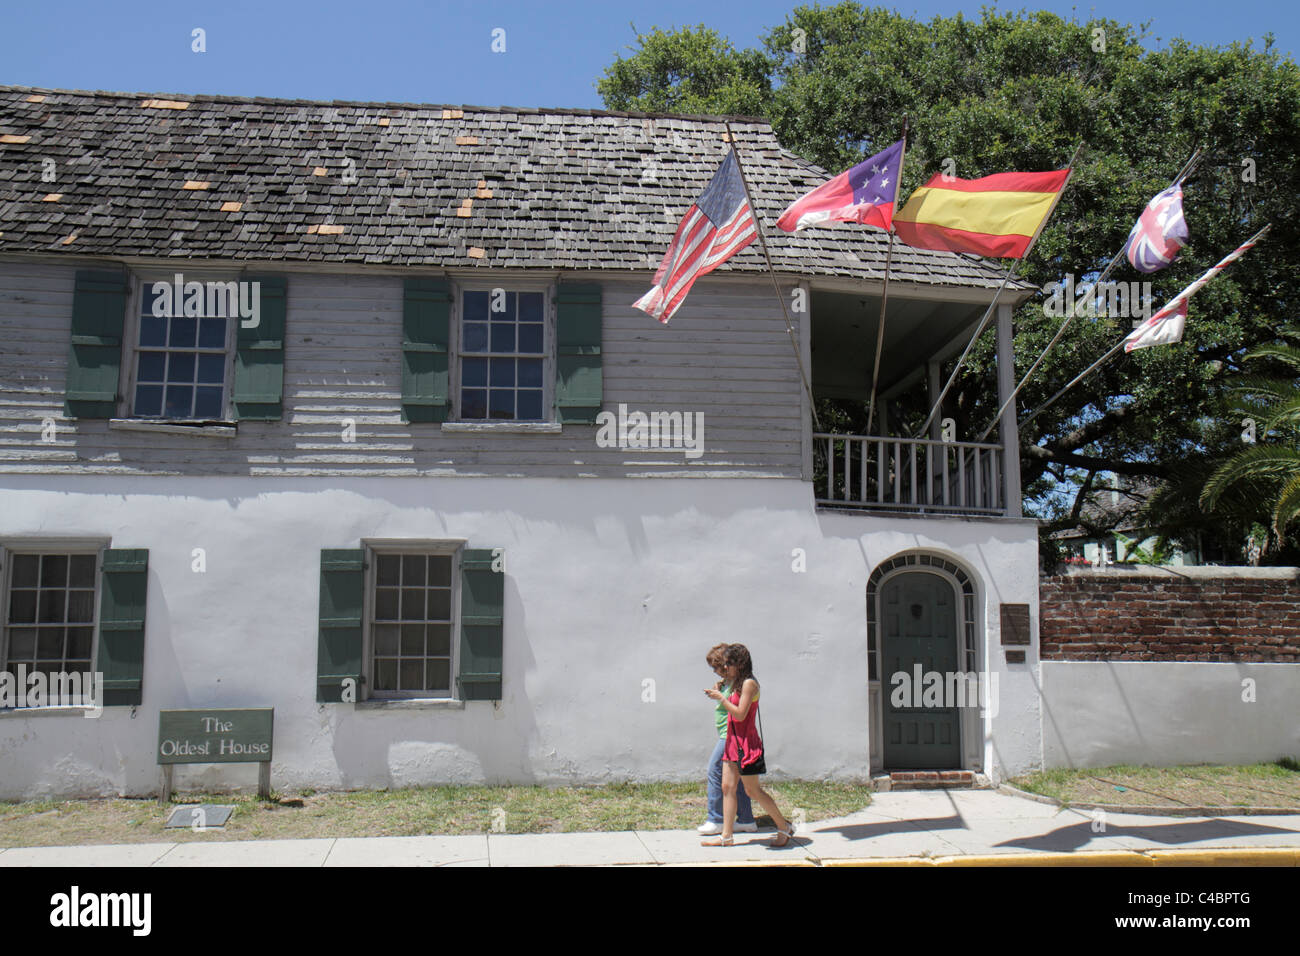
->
[370,551,454,697]
[3,552,97,689]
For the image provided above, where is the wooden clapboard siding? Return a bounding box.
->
[0,262,804,477]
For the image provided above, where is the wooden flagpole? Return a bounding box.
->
[865,117,908,437]
[725,121,822,429]
[911,141,1084,440]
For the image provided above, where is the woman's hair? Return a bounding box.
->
[723,643,755,692]
[705,643,729,669]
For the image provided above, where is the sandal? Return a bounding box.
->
[700,835,735,847]
[771,822,796,847]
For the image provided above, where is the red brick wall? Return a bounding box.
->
[1039,569,1300,662]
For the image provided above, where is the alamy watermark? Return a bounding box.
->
[151,274,261,328]
[889,665,999,718]
[595,403,704,459]
[0,665,103,717]
[1042,273,1154,325]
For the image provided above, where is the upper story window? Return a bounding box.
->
[459,289,546,421]
[129,279,237,420]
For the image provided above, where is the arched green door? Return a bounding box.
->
[880,570,961,769]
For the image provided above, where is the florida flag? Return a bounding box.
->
[1123,299,1188,352]
[633,149,757,324]
[1124,185,1188,273]
[777,139,904,232]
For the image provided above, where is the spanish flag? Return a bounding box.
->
[893,169,1071,259]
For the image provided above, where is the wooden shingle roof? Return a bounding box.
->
[0,86,1028,290]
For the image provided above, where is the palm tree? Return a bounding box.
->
[1200,333,1300,550]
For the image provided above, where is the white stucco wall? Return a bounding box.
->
[0,475,1041,798]
[1041,661,1300,769]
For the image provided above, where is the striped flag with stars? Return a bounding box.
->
[776,139,904,233]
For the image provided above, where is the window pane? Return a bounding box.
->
[193,387,222,419]
[134,385,163,417]
[462,357,487,387]
[169,315,197,349]
[490,324,514,352]
[8,628,36,659]
[376,554,401,587]
[66,590,94,623]
[518,359,543,388]
[164,385,193,418]
[427,588,450,620]
[427,660,450,693]
[139,313,167,347]
[374,659,397,691]
[138,351,166,382]
[198,317,227,349]
[375,588,399,620]
[38,591,65,623]
[399,661,423,691]
[69,554,96,588]
[373,624,399,656]
[518,323,543,353]
[427,624,451,656]
[462,389,487,419]
[518,390,543,421]
[168,352,196,384]
[197,353,225,384]
[400,588,423,620]
[402,555,426,586]
[37,630,63,658]
[8,591,36,624]
[400,624,423,656]
[489,291,516,321]
[519,292,543,323]
[66,627,93,660]
[489,357,515,387]
[11,554,39,588]
[41,555,68,588]
[463,322,488,353]
[489,389,515,419]
[463,291,489,323]
[428,555,451,586]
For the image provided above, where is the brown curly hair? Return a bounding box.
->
[723,643,756,695]
[705,643,729,670]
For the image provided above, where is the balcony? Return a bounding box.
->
[814,433,1005,515]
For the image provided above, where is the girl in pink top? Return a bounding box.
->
[702,643,795,847]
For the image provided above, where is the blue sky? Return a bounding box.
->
[2,0,1295,108]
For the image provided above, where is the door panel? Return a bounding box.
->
[881,571,961,769]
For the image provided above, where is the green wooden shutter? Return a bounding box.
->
[457,548,503,701]
[402,278,451,423]
[64,270,128,418]
[232,275,286,420]
[98,549,148,706]
[318,549,365,702]
[555,283,602,423]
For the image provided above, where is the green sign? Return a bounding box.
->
[157,708,274,765]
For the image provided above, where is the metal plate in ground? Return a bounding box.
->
[164,805,235,829]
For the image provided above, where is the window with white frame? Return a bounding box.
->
[367,547,458,698]
[459,288,546,421]
[129,278,237,419]
[2,549,99,693]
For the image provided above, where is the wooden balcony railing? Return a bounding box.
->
[814,433,1005,516]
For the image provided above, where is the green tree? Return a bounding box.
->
[598,5,1300,561]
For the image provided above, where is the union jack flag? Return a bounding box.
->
[633,149,757,323]
[1124,184,1188,273]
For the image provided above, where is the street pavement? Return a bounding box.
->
[2,789,1298,866]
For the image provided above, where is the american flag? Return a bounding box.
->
[1124,184,1188,273]
[633,149,757,323]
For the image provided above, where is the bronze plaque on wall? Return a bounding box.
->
[1000,603,1031,646]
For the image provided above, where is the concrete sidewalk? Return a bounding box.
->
[2,790,1298,866]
